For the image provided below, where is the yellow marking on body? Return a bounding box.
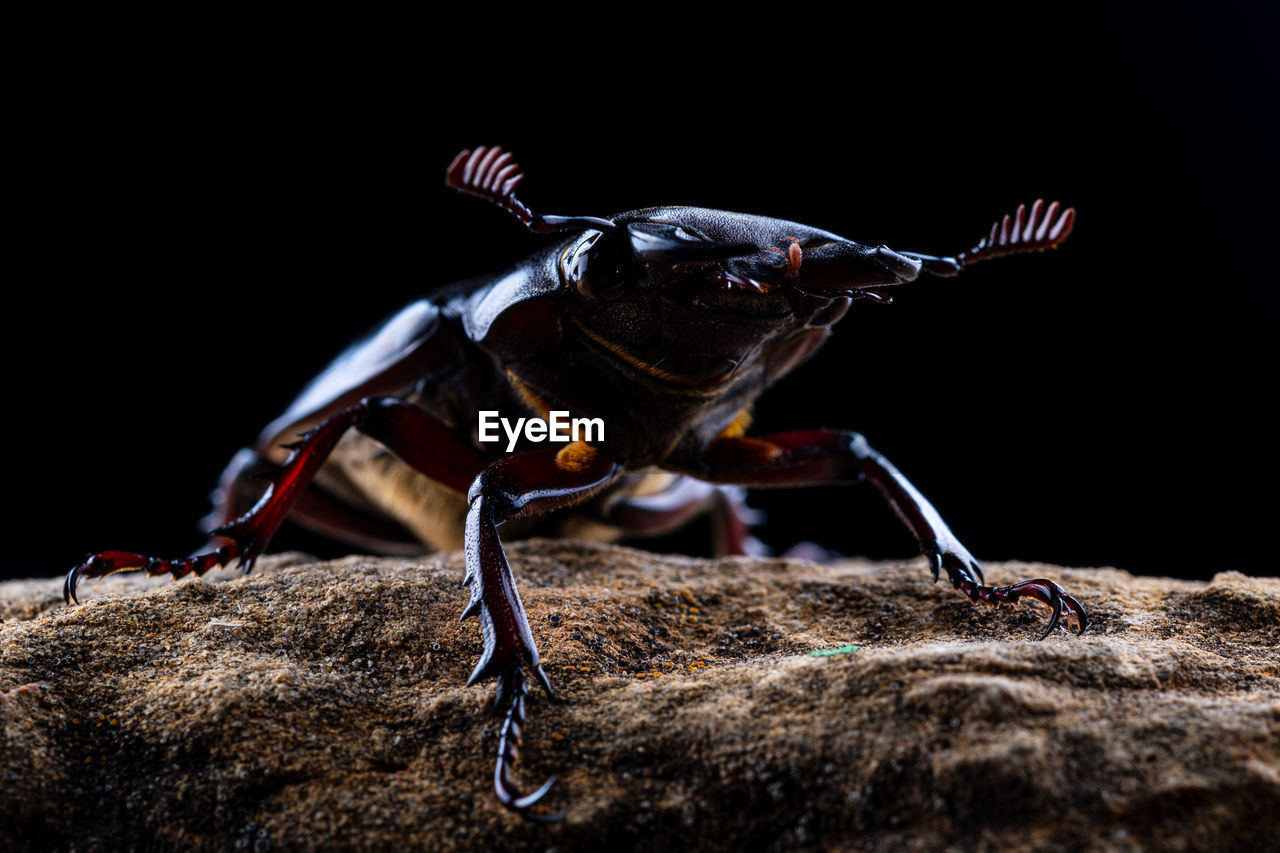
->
[555,441,600,473]
[505,370,552,418]
[717,407,754,439]
[711,436,784,464]
[566,315,732,388]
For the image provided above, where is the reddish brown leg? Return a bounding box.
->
[678,430,1087,638]
[201,447,423,555]
[606,477,766,556]
[709,486,766,558]
[64,397,491,604]
[463,445,619,820]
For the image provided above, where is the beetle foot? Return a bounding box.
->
[924,544,1087,639]
[974,578,1089,640]
[491,667,563,823]
[207,517,266,574]
[64,545,236,605]
[954,573,1089,640]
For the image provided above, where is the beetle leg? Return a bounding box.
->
[605,478,767,557]
[464,444,619,820]
[677,430,1088,638]
[64,397,491,604]
[63,548,234,605]
[493,668,562,822]
[709,486,768,557]
[202,447,424,555]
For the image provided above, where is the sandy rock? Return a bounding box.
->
[1,541,1277,851]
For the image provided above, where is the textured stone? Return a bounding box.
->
[1,542,1277,851]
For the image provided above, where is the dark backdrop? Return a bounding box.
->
[8,8,1274,582]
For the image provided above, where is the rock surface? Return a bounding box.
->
[2,541,1278,851]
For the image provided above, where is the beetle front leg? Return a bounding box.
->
[463,443,620,820]
[64,397,492,603]
[682,430,1087,638]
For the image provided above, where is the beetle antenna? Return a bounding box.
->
[446,146,617,234]
[903,199,1075,277]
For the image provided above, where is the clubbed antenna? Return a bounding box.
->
[903,199,1076,277]
[958,199,1075,266]
[445,146,616,234]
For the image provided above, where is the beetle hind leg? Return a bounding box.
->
[64,397,492,605]
[63,453,290,604]
[603,477,767,557]
[64,547,235,605]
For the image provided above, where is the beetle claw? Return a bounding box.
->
[63,561,85,605]
[62,545,242,606]
[993,578,1088,639]
[63,553,129,605]
[497,773,563,822]
[971,577,1088,639]
[491,667,563,822]
[931,545,983,594]
[531,662,558,702]
[927,552,943,583]
[924,546,1088,639]
[1041,596,1063,640]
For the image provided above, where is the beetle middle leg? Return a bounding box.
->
[676,430,1088,638]
[604,477,767,557]
[201,447,426,555]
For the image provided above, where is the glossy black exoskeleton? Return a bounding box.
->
[65,146,1085,821]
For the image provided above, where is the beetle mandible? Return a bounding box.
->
[64,146,1086,821]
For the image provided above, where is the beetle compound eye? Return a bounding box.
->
[578,265,629,301]
[562,235,594,286]
[562,231,628,301]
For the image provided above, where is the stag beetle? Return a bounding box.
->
[64,146,1086,821]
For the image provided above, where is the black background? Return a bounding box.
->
[8,8,1275,582]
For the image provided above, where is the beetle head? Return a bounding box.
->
[562,207,922,311]
[445,148,920,313]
